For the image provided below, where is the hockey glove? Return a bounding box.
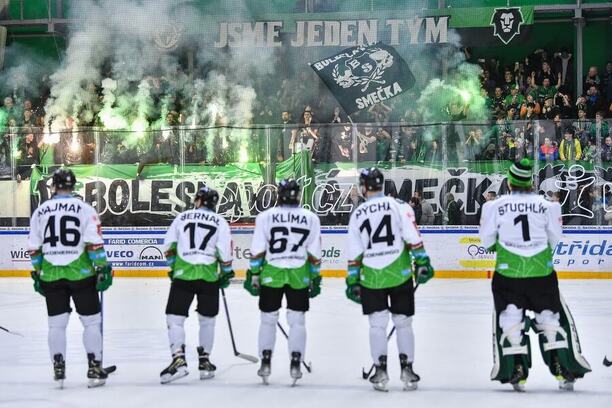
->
[345,282,361,304]
[414,256,434,284]
[30,270,44,296]
[95,264,114,292]
[219,269,235,289]
[309,275,322,298]
[243,269,260,296]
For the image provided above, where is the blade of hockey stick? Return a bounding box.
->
[0,325,24,337]
[604,357,611,367]
[236,353,259,363]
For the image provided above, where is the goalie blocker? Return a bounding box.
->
[490,272,591,386]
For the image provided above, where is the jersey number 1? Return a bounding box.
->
[43,216,81,247]
[513,214,531,241]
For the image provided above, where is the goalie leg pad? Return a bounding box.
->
[491,305,532,383]
[533,296,591,379]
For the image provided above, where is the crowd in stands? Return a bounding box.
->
[1,48,611,181]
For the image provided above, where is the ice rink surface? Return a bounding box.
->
[0,278,610,408]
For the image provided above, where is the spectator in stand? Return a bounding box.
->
[445,193,461,225]
[554,91,573,118]
[356,124,377,162]
[522,74,538,97]
[535,60,560,88]
[408,196,422,224]
[488,87,505,118]
[541,97,558,120]
[573,107,589,141]
[480,69,496,95]
[464,127,484,161]
[584,66,601,91]
[278,110,295,161]
[559,127,582,161]
[291,106,319,159]
[602,136,612,162]
[395,120,419,162]
[420,139,441,162]
[551,113,564,143]
[589,111,610,142]
[532,78,558,106]
[585,85,606,117]
[501,70,516,96]
[604,61,612,104]
[375,127,392,162]
[481,142,498,161]
[581,139,600,164]
[330,123,352,162]
[414,190,434,225]
[504,85,524,114]
[539,137,559,161]
[519,95,540,119]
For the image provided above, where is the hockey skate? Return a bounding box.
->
[550,353,575,391]
[258,350,272,385]
[86,353,108,388]
[290,352,302,386]
[399,354,420,391]
[369,356,389,392]
[53,354,65,389]
[197,347,216,380]
[160,346,189,384]
[509,362,528,392]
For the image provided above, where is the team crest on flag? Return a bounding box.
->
[311,43,414,114]
[490,7,524,45]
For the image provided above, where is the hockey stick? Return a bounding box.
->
[221,288,259,363]
[604,356,611,367]
[276,322,312,373]
[362,281,420,380]
[0,325,24,337]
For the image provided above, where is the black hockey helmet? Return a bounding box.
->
[195,186,219,210]
[52,168,76,191]
[359,167,384,191]
[277,178,300,205]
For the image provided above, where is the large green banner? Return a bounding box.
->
[29,158,612,226]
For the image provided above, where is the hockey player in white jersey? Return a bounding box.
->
[28,169,113,388]
[160,186,234,384]
[243,179,322,385]
[345,168,434,392]
[480,159,591,391]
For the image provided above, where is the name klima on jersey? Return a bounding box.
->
[180,211,220,225]
[272,213,307,225]
[354,201,390,219]
[498,202,547,216]
[38,202,82,216]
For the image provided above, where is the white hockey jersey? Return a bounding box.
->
[479,192,563,278]
[347,195,423,289]
[164,208,232,281]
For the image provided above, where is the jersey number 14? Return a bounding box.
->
[359,215,395,249]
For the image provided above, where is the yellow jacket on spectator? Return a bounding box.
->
[559,138,582,161]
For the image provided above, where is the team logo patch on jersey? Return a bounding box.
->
[490,7,524,45]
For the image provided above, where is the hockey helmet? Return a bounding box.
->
[52,168,77,191]
[277,178,300,205]
[195,186,219,210]
[359,167,384,192]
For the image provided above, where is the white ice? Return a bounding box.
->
[1,278,611,408]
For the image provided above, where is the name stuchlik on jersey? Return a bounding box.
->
[498,202,547,216]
